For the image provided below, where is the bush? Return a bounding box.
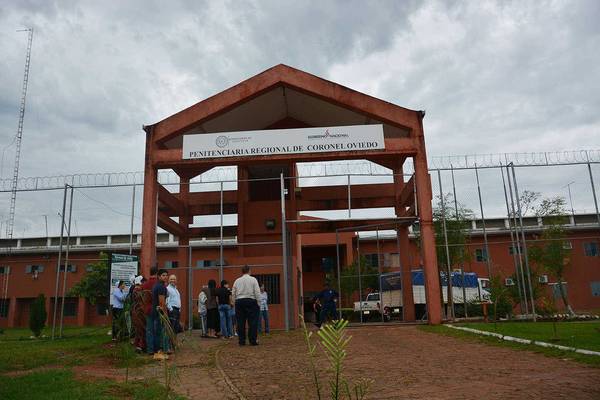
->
[29,294,47,337]
[463,300,484,317]
[490,297,513,320]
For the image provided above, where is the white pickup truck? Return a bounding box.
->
[353,270,490,320]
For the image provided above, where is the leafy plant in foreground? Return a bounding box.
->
[302,317,372,400]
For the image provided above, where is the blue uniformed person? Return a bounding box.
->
[314,283,338,325]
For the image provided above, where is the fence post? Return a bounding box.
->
[437,170,454,320]
[51,184,68,340]
[280,173,289,331]
[510,164,537,321]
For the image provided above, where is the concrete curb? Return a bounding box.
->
[447,325,600,357]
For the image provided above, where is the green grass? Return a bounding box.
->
[459,321,600,351]
[420,323,600,368]
[0,326,150,373]
[0,368,184,400]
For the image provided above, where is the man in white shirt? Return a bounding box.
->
[166,275,182,335]
[232,265,261,346]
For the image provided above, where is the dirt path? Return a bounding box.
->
[135,334,239,399]
[218,325,600,400]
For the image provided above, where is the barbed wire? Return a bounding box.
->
[0,149,598,191]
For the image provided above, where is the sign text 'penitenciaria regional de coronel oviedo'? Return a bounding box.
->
[182,124,385,159]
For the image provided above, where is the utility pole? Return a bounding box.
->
[7,28,33,239]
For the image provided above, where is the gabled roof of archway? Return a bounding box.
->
[145,64,423,148]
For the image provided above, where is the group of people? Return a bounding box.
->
[198,265,270,346]
[110,264,271,357]
[110,264,341,356]
[111,267,183,360]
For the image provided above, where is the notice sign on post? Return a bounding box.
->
[182,124,385,159]
[109,253,138,306]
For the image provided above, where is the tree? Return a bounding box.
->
[338,255,382,302]
[29,294,47,338]
[432,193,473,268]
[506,269,545,310]
[69,252,109,305]
[529,196,575,315]
[488,275,512,327]
[431,193,473,317]
[516,190,541,217]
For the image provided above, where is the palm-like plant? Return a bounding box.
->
[302,317,372,400]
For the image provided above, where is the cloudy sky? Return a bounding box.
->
[0,0,599,237]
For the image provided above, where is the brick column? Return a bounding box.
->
[141,128,158,277]
[177,176,191,327]
[398,227,416,321]
[414,129,442,324]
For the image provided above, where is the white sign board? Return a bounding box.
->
[182,124,385,159]
[109,254,138,306]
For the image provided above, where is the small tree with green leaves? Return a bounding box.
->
[29,294,47,338]
[506,269,545,313]
[488,275,512,328]
[338,255,381,304]
[301,317,371,400]
[431,193,473,317]
[529,196,575,316]
[69,252,109,305]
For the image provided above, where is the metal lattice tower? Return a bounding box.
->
[7,28,34,239]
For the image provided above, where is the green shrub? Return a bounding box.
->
[29,294,47,338]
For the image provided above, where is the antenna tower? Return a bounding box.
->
[6,28,34,239]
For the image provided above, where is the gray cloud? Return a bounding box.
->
[0,0,599,237]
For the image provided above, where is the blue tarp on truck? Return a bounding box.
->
[380,270,480,290]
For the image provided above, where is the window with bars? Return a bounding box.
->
[475,249,488,262]
[25,265,44,274]
[196,260,227,268]
[508,246,523,255]
[584,242,599,257]
[363,254,380,268]
[383,253,399,268]
[0,266,10,275]
[0,299,9,318]
[59,264,77,273]
[254,274,280,304]
[63,299,78,317]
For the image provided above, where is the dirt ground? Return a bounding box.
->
[217,325,600,400]
[70,325,600,399]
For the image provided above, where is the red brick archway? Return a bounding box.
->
[140,64,442,325]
